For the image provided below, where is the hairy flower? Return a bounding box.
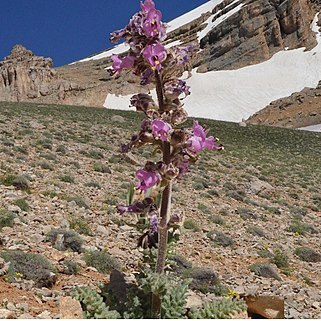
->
[130,93,156,113]
[111,54,135,74]
[151,119,172,141]
[140,0,155,12]
[143,43,167,71]
[164,79,190,99]
[110,28,127,43]
[136,168,160,192]
[187,121,222,153]
[117,197,154,215]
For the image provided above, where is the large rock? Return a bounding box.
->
[59,296,83,319]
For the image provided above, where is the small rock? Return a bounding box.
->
[186,291,203,309]
[245,285,260,296]
[288,307,301,319]
[59,297,83,319]
[111,115,125,123]
[96,225,108,236]
[37,310,51,319]
[60,219,70,229]
[245,295,284,319]
[312,301,320,309]
[7,205,21,213]
[18,313,34,319]
[6,302,16,311]
[15,303,29,312]
[0,309,16,319]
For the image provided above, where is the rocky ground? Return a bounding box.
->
[0,102,321,319]
[246,81,321,129]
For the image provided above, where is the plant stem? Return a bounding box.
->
[151,71,172,319]
[154,70,172,274]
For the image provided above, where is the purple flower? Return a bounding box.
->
[140,0,155,13]
[151,119,172,141]
[171,43,195,65]
[187,121,222,153]
[130,93,156,113]
[149,211,159,234]
[136,168,160,192]
[164,80,190,99]
[143,43,167,71]
[111,54,135,74]
[117,197,154,215]
[143,9,163,38]
[110,28,126,43]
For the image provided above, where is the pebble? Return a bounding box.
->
[6,302,16,311]
[16,303,29,312]
[37,310,51,319]
[96,225,109,236]
[0,309,16,319]
[18,313,34,319]
[8,205,21,213]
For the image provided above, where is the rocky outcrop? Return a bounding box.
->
[246,83,321,128]
[0,45,56,101]
[198,0,316,71]
[0,45,108,107]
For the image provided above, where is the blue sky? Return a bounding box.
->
[1,0,209,67]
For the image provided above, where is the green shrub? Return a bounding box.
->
[46,228,83,253]
[272,249,289,268]
[1,174,30,191]
[59,174,75,183]
[72,286,120,319]
[93,162,111,174]
[39,161,54,170]
[69,215,92,235]
[207,230,234,247]
[209,215,225,226]
[84,250,120,274]
[14,198,30,212]
[247,226,266,237]
[63,260,81,275]
[67,196,89,209]
[249,262,281,280]
[189,298,246,319]
[0,209,15,230]
[288,219,316,235]
[0,250,56,288]
[294,247,321,262]
[183,219,200,232]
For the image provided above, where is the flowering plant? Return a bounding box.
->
[109,0,222,312]
[110,0,222,269]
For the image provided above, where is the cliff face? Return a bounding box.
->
[0,45,56,102]
[0,0,318,112]
[198,0,316,71]
[0,45,107,107]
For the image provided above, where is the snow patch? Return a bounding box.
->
[105,13,321,123]
[298,124,321,132]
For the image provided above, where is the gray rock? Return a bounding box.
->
[111,115,125,123]
[8,205,21,213]
[37,310,52,319]
[96,225,108,236]
[59,296,83,319]
[0,309,16,319]
[6,302,16,311]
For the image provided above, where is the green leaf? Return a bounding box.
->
[127,182,135,205]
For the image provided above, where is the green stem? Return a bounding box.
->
[151,70,173,319]
[155,70,171,274]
